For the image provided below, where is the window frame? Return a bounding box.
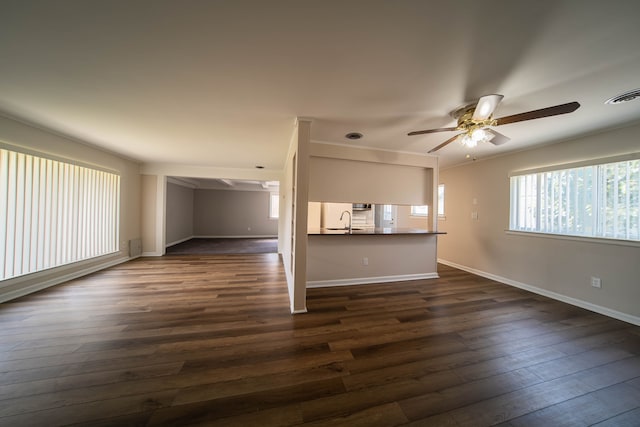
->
[508,153,639,244]
[410,205,428,217]
[0,145,120,281]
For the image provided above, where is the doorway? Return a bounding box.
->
[165,177,279,255]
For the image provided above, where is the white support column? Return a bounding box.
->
[156,175,167,255]
[292,118,312,313]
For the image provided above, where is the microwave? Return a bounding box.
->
[352,203,372,210]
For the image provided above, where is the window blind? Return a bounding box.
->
[1,148,120,281]
[510,158,639,241]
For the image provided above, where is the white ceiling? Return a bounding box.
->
[170,177,279,191]
[1,1,639,170]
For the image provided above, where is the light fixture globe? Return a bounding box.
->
[471,128,486,142]
[461,134,477,148]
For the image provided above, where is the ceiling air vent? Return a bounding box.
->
[605,89,640,105]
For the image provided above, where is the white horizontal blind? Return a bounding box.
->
[599,160,640,240]
[510,159,639,241]
[0,148,120,281]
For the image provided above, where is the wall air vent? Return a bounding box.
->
[605,89,640,105]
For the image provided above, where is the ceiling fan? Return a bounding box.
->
[408,94,580,153]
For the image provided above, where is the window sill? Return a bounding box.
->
[505,230,640,248]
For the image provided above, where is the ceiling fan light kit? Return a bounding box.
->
[460,134,477,148]
[409,94,581,153]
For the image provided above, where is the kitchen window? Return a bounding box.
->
[410,205,428,216]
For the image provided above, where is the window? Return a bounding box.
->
[383,204,393,220]
[438,184,445,217]
[1,147,120,281]
[410,205,428,216]
[269,193,279,219]
[509,157,639,241]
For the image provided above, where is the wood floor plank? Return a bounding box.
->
[500,382,640,426]
[419,356,640,426]
[0,389,177,426]
[301,402,408,427]
[590,407,640,427]
[399,368,542,421]
[0,361,183,401]
[147,378,345,425]
[0,257,639,426]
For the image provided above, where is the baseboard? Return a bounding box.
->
[141,251,163,257]
[0,256,135,303]
[165,236,194,248]
[282,258,307,314]
[194,235,278,239]
[307,273,439,288]
[437,259,640,326]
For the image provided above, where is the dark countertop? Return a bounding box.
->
[308,227,447,235]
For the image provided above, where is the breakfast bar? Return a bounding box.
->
[306,225,446,288]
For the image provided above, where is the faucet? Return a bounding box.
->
[339,210,351,232]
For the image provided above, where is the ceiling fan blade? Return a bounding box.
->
[485,129,510,146]
[494,101,580,126]
[408,127,457,136]
[428,134,462,153]
[472,94,504,120]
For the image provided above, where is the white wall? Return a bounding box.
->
[439,122,640,324]
[0,114,141,302]
[396,205,430,229]
[309,157,432,205]
[166,181,194,246]
[280,134,297,309]
[141,175,158,254]
[307,235,438,284]
[193,189,278,237]
[280,119,312,314]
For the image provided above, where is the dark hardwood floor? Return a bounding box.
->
[1,255,639,426]
[165,238,278,255]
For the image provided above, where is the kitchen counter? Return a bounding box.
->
[308,227,446,235]
[307,228,443,286]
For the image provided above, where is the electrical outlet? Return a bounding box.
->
[591,277,602,288]
[471,211,478,220]
[362,257,368,266]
